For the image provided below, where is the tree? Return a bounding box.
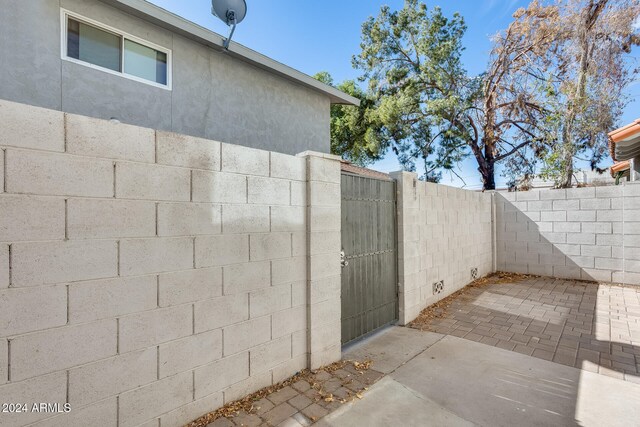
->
[353,0,556,189]
[352,0,471,182]
[313,72,384,166]
[469,1,559,190]
[523,0,640,188]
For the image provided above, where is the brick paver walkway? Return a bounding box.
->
[422,276,640,382]
[198,362,384,427]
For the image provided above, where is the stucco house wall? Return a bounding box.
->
[0,0,332,155]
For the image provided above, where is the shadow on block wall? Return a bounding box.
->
[495,186,640,285]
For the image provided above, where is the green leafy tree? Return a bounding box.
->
[313,72,384,167]
[353,0,553,188]
[352,1,470,182]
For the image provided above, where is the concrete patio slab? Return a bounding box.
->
[324,327,640,427]
[342,326,444,374]
[316,376,474,427]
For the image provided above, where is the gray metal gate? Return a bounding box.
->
[341,172,398,345]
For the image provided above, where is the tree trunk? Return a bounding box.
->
[559,143,575,188]
[478,137,496,191]
[483,161,496,191]
[558,0,606,188]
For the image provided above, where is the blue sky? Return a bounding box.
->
[148,0,638,189]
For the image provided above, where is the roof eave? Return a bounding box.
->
[608,118,640,161]
[610,160,631,177]
[608,120,640,142]
[98,0,360,106]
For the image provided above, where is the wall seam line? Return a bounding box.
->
[7,244,12,288]
[116,317,120,355]
[190,170,193,202]
[64,198,69,240]
[66,284,70,325]
[63,114,68,152]
[192,370,195,401]
[6,339,10,382]
[2,148,6,193]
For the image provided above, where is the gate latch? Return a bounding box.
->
[340,249,349,268]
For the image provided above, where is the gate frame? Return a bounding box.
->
[339,170,400,346]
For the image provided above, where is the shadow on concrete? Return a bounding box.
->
[492,192,639,376]
[334,326,640,427]
[422,277,640,426]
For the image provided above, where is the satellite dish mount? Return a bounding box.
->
[211,0,247,50]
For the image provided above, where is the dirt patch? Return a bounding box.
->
[184,359,380,427]
[409,271,533,331]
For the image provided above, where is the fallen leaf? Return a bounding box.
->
[182,357,378,427]
[408,272,532,331]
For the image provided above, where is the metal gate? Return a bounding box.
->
[341,172,398,345]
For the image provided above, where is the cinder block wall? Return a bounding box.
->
[0,99,340,427]
[496,185,640,285]
[393,172,494,325]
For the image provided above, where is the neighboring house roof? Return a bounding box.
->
[608,118,640,161]
[99,0,360,106]
[610,160,631,177]
[340,161,394,181]
[608,118,640,177]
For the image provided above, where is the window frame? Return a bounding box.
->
[60,9,172,90]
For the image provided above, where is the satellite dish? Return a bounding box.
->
[211,0,247,50]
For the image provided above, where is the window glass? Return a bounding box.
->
[124,39,167,85]
[67,18,121,72]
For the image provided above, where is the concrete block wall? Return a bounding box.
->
[0,99,333,427]
[302,153,342,368]
[496,184,640,285]
[393,172,494,325]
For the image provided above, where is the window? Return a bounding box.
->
[62,10,171,89]
[124,40,168,86]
